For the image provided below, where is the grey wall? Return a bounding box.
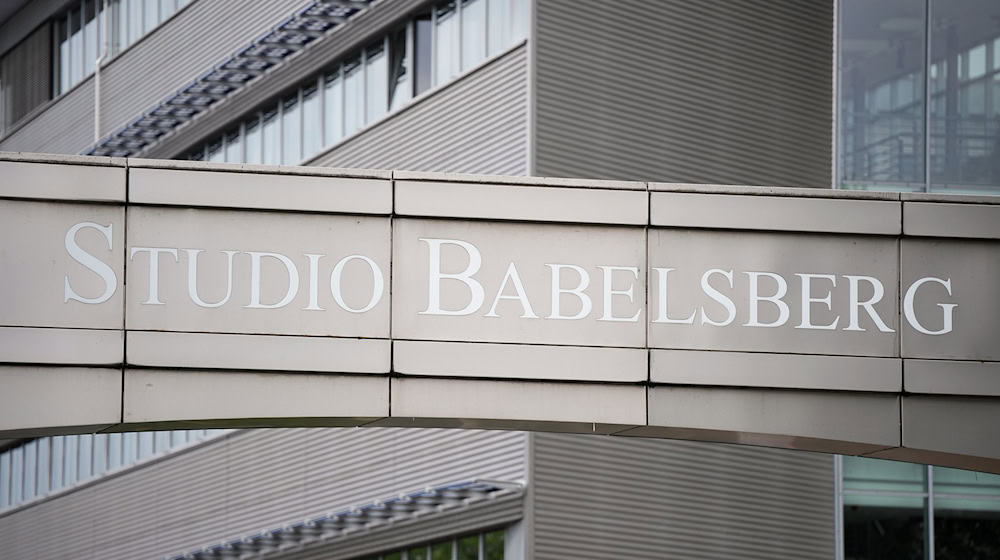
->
[0,428,527,560]
[0,0,303,155]
[307,45,528,175]
[533,0,833,187]
[530,434,835,559]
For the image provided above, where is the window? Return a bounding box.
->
[357,528,505,560]
[838,455,1000,559]
[0,430,229,513]
[183,0,528,163]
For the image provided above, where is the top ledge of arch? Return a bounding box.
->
[392,170,648,191]
[126,157,392,179]
[0,151,126,167]
[649,182,901,201]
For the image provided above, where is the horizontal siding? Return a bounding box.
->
[534,0,833,187]
[307,44,528,176]
[0,428,526,560]
[531,434,834,559]
[0,0,304,154]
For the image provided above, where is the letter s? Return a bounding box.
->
[64,222,117,304]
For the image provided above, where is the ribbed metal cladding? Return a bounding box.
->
[531,434,834,559]
[0,428,527,560]
[0,0,303,154]
[307,44,528,175]
[0,23,51,136]
[533,0,833,188]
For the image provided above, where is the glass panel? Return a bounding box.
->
[127,0,143,44]
[36,438,50,495]
[114,0,127,54]
[63,436,78,486]
[461,0,486,71]
[245,116,262,164]
[434,2,460,86]
[108,432,122,470]
[92,433,108,477]
[365,42,388,124]
[22,441,36,501]
[509,0,527,44]
[123,432,138,464]
[323,70,343,145]
[154,431,171,453]
[143,0,158,33]
[484,529,504,560]
[70,7,83,86]
[929,0,1000,192]
[838,0,926,191]
[389,27,411,110]
[414,15,433,94]
[343,58,363,135]
[50,436,64,489]
[160,0,177,20]
[57,18,70,94]
[457,534,479,560]
[262,108,279,164]
[408,546,429,560]
[844,456,927,498]
[83,0,97,76]
[0,452,9,508]
[844,500,926,560]
[77,434,93,481]
[207,139,224,163]
[9,448,21,503]
[224,129,242,163]
[170,430,188,447]
[430,541,453,560]
[487,0,509,56]
[281,94,301,164]
[302,84,321,157]
[934,499,1000,558]
[138,432,154,459]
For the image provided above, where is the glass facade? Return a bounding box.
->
[52,0,194,97]
[838,0,1000,194]
[0,430,230,512]
[359,528,505,560]
[839,456,1000,559]
[185,0,528,164]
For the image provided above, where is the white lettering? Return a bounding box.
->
[651,267,696,324]
[330,255,383,313]
[185,249,237,308]
[844,275,894,332]
[304,253,325,311]
[546,264,591,320]
[485,262,538,318]
[419,238,484,316]
[244,251,299,309]
[700,269,736,327]
[64,222,117,305]
[904,277,957,335]
[743,271,789,328]
[130,246,178,305]
[795,273,839,330]
[598,266,641,322]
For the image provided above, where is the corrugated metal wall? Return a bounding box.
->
[533,0,833,187]
[531,434,835,559]
[0,0,304,155]
[307,44,528,176]
[0,428,527,560]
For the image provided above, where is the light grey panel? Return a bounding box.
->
[900,238,1000,360]
[0,0,302,154]
[0,428,526,560]
[531,433,834,559]
[534,0,833,187]
[307,46,528,176]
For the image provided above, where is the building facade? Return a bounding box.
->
[0,0,998,558]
